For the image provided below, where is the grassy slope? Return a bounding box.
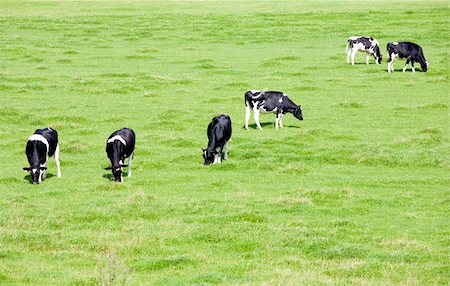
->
[0,1,448,285]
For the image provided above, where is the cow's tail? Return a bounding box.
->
[244,90,250,107]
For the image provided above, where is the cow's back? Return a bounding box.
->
[34,128,58,157]
[108,128,135,157]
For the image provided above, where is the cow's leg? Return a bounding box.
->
[41,154,49,180]
[366,53,370,65]
[387,55,394,73]
[55,143,61,177]
[346,48,351,64]
[213,153,221,164]
[41,160,48,180]
[279,113,284,128]
[403,59,410,73]
[253,108,262,130]
[275,111,283,129]
[351,49,357,65]
[245,103,251,130]
[127,152,133,177]
[223,141,229,160]
[411,61,415,73]
[275,113,279,130]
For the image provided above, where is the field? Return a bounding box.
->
[0,0,449,285]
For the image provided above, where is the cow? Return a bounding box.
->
[244,90,303,130]
[387,42,428,73]
[23,127,61,184]
[202,114,232,165]
[105,128,135,182]
[346,36,382,65]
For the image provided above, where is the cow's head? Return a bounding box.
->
[202,148,215,165]
[373,45,382,64]
[421,61,428,72]
[293,105,303,121]
[105,164,128,182]
[23,166,47,184]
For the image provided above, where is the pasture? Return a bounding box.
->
[0,0,448,285]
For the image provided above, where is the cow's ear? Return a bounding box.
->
[23,167,31,171]
[40,167,47,170]
[120,164,128,168]
[201,148,206,152]
[104,166,112,170]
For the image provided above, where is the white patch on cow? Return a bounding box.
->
[32,168,37,174]
[392,42,399,45]
[28,134,49,153]
[278,98,283,103]
[107,135,126,146]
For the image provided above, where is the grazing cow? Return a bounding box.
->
[245,90,303,130]
[387,42,428,73]
[105,128,135,182]
[23,127,61,184]
[346,36,382,65]
[202,114,232,165]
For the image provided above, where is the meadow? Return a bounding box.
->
[0,1,449,285]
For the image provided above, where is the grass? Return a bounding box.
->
[0,0,449,285]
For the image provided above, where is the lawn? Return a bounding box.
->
[0,1,448,285]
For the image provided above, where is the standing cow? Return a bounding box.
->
[346,36,382,65]
[245,90,303,130]
[23,127,61,184]
[105,128,135,182]
[202,114,232,165]
[387,42,428,73]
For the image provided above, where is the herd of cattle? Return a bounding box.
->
[23,36,429,184]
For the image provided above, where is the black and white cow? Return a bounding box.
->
[387,42,428,73]
[346,36,382,65]
[202,114,232,165]
[23,127,61,184]
[245,90,303,130]
[105,128,135,182]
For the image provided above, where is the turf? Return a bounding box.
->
[0,1,449,285]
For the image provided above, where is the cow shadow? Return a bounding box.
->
[244,122,274,129]
[385,69,425,73]
[102,172,129,181]
[244,122,301,129]
[23,173,55,183]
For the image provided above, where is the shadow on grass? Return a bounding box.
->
[102,172,129,181]
[244,122,301,129]
[23,173,55,184]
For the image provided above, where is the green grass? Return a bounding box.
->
[0,1,449,285]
